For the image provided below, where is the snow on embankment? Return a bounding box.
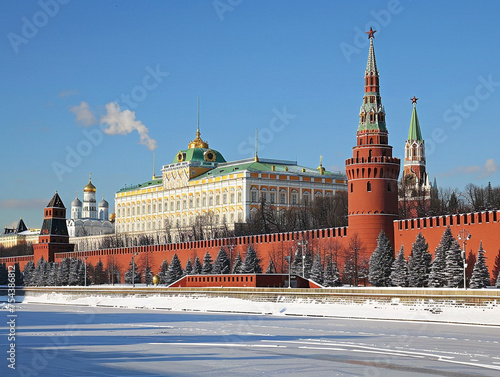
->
[9,287,500,326]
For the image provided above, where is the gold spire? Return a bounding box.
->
[188,97,209,149]
[317,155,325,175]
[84,172,96,192]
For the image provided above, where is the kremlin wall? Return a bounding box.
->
[1,30,499,283]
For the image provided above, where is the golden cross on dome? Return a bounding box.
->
[366,27,376,39]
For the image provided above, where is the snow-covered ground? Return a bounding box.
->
[12,287,500,326]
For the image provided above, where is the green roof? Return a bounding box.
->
[193,159,346,180]
[173,148,226,164]
[117,178,163,193]
[408,104,423,141]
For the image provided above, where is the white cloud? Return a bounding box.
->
[59,89,78,98]
[100,102,157,151]
[70,101,97,126]
[440,158,498,179]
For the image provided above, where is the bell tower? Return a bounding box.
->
[345,28,401,252]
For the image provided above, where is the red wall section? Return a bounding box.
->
[394,211,500,278]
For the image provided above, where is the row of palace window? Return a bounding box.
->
[250,189,331,206]
[119,211,244,232]
[118,191,243,218]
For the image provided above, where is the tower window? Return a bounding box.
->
[367,181,372,192]
[388,183,391,192]
[370,138,373,144]
[350,183,353,193]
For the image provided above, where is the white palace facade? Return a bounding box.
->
[114,129,347,235]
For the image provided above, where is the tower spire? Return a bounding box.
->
[188,97,209,149]
[365,28,378,77]
[254,128,258,162]
[408,96,422,140]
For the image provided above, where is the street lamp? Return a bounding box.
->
[458,229,471,290]
[84,256,88,287]
[132,252,138,288]
[297,240,308,278]
[285,256,291,288]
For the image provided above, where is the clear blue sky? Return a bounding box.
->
[1,0,499,229]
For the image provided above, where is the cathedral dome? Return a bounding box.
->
[72,196,82,207]
[98,197,109,207]
[84,174,96,192]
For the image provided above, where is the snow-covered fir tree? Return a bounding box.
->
[445,238,464,288]
[22,261,35,286]
[310,253,324,285]
[13,262,23,286]
[124,257,141,284]
[291,247,303,275]
[93,259,107,285]
[407,233,432,287]
[68,258,82,286]
[0,264,7,285]
[193,256,203,275]
[390,246,408,287]
[428,227,453,287]
[368,231,395,287]
[184,258,193,275]
[265,258,276,274]
[165,254,183,285]
[242,246,262,273]
[144,265,153,286]
[78,260,89,286]
[470,242,491,289]
[212,248,230,275]
[47,262,59,286]
[201,251,213,274]
[158,260,169,284]
[232,252,243,274]
[323,259,341,287]
[33,257,49,286]
[303,248,313,278]
[57,258,71,286]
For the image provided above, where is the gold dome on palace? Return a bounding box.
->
[188,128,209,149]
[84,176,96,192]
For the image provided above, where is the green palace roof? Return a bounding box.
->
[173,147,226,164]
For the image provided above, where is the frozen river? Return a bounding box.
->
[2,303,500,376]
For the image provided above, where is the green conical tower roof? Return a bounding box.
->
[408,99,423,141]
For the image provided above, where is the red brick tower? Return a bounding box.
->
[33,191,74,263]
[345,28,401,253]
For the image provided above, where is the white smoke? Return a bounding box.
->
[100,102,157,151]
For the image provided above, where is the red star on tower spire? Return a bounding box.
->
[411,96,418,104]
[366,27,376,39]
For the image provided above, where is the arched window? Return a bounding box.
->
[367,181,372,192]
[370,138,373,144]
[350,183,353,193]
[388,183,392,192]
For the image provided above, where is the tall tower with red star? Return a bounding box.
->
[345,28,401,252]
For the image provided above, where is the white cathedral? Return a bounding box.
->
[67,174,114,237]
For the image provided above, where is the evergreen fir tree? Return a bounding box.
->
[232,252,243,274]
[201,251,213,274]
[193,256,203,275]
[492,249,500,286]
[323,259,341,287]
[291,247,303,275]
[124,257,141,284]
[144,266,153,286]
[47,262,59,286]
[445,238,464,288]
[184,258,193,275]
[22,261,35,286]
[428,228,454,287]
[68,258,82,286]
[390,246,408,287]
[14,263,23,286]
[368,231,395,287]
[303,248,313,278]
[212,248,230,274]
[310,253,324,284]
[159,260,169,283]
[407,233,432,287]
[242,246,262,273]
[496,271,500,288]
[57,258,71,286]
[0,264,7,285]
[93,259,107,285]
[265,258,276,274]
[470,242,491,289]
[78,261,88,286]
[165,254,183,285]
[33,257,49,286]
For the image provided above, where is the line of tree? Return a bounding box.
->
[369,227,497,288]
